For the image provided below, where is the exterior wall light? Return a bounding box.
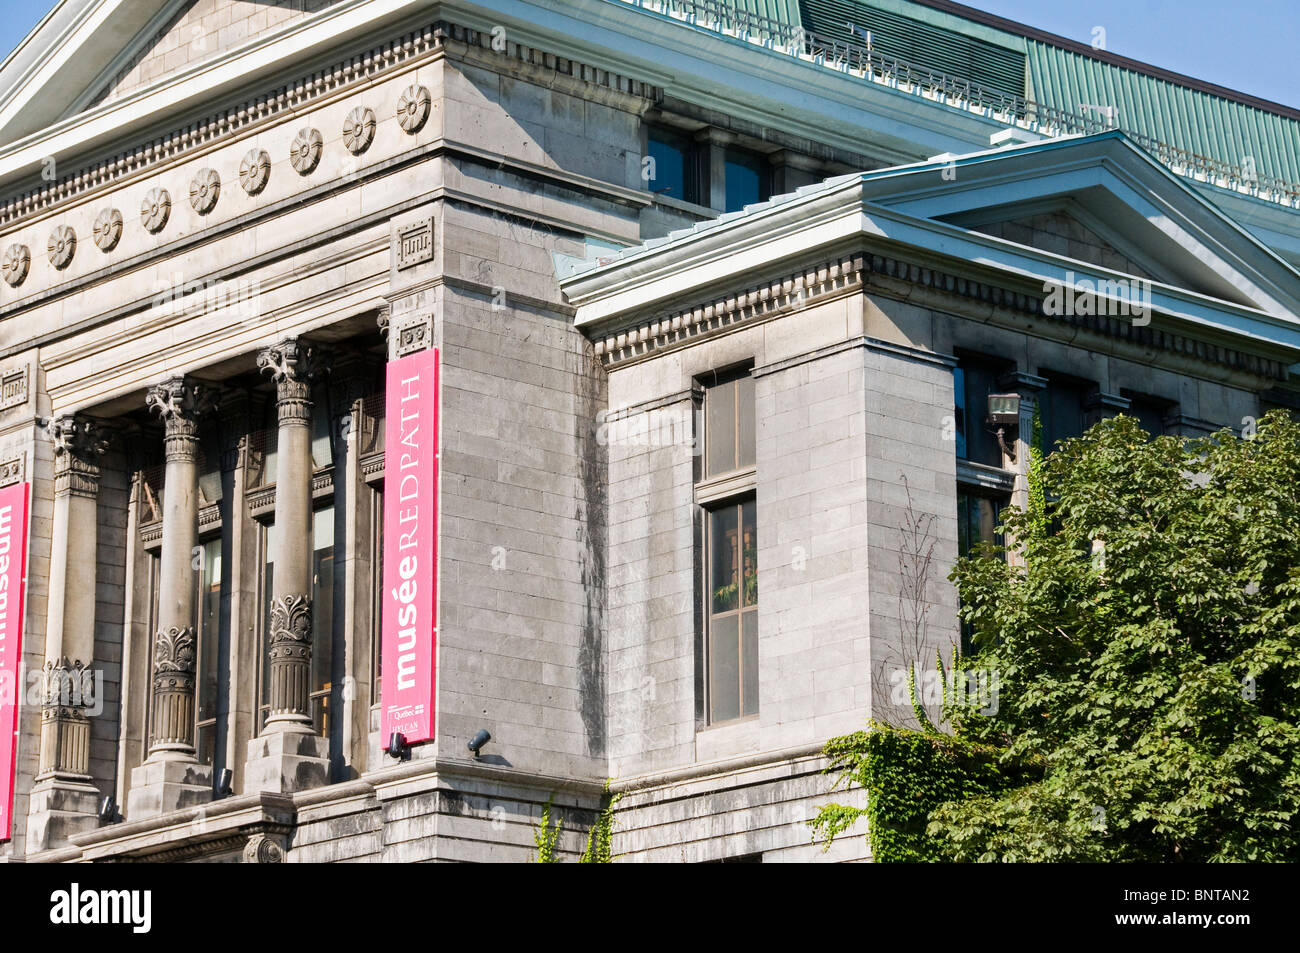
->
[387,732,408,760]
[467,729,492,759]
[987,392,1021,463]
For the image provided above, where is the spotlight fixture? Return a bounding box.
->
[467,729,492,758]
[98,795,118,824]
[387,732,408,760]
[216,768,234,799]
[986,392,1022,463]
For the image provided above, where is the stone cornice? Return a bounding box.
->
[588,249,1292,383]
[0,18,659,229]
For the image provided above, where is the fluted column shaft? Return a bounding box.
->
[258,339,321,733]
[37,415,107,781]
[145,378,204,760]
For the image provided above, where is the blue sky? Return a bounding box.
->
[0,1,1296,108]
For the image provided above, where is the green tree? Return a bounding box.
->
[815,411,1300,861]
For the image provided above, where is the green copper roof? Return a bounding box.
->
[1025,41,1300,187]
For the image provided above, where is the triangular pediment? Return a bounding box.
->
[856,131,1300,318]
[0,0,344,143]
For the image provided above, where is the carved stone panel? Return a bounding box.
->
[396,217,434,270]
[0,366,27,410]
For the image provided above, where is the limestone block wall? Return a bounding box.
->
[612,753,868,862]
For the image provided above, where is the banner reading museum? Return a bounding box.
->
[0,482,30,842]
[381,348,439,746]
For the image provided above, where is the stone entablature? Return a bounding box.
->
[0,17,661,294]
[588,249,1293,384]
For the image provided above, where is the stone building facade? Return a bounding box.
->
[0,0,1297,862]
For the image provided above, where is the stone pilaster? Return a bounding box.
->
[27,415,108,850]
[1084,388,1131,428]
[244,339,331,793]
[127,378,213,819]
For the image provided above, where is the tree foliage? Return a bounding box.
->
[817,411,1300,861]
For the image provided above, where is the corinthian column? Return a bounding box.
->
[126,377,213,819]
[27,415,108,850]
[244,338,331,793]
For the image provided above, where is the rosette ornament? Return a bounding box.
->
[290,127,323,175]
[93,207,123,251]
[239,148,271,195]
[343,106,376,154]
[47,225,76,269]
[2,244,30,286]
[141,187,171,233]
[189,168,221,214]
[397,85,431,134]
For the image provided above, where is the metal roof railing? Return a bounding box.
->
[618,0,1300,207]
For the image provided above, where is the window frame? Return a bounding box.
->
[695,365,759,727]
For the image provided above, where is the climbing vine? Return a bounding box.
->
[532,781,622,863]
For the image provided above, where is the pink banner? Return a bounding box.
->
[0,482,30,842]
[381,348,439,746]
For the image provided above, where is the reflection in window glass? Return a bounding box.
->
[647,128,699,204]
[194,538,222,768]
[703,372,755,478]
[707,500,758,723]
[261,508,335,737]
[724,148,769,212]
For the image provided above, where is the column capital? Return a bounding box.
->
[146,377,213,460]
[258,339,328,423]
[46,415,109,498]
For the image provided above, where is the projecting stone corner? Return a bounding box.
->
[244,731,332,795]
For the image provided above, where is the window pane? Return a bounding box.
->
[741,499,757,607]
[724,148,768,212]
[311,387,332,469]
[709,614,740,723]
[741,609,758,717]
[647,129,696,203]
[195,540,221,723]
[953,367,967,459]
[312,506,335,736]
[709,506,740,613]
[736,373,755,469]
[705,379,737,477]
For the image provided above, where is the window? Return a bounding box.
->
[956,492,1003,655]
[703,371,756,478]
[1038,374,1091,451]
[954,355,1010,467]
[143,536,223,768]
[194,538,223,767]
[646,127,702,204]
[1122,391,1174,438]
[723,147,770,212]
[707,500,758,722]
[699,368,758,724]
[259,506,336,736]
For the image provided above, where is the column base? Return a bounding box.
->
[244,730,331,794]
[26,779,101,851]
[126,757,213,820]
